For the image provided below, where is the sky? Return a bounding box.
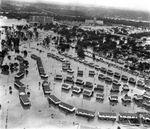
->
[9,0,150,12]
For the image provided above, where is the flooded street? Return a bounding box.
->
[0,27,148,129]
[0,15,150,129]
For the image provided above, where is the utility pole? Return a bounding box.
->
[5,109,8,129]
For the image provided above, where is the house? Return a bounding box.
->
[141,113,150,126]
[112,80,121,87]
[142,100,150,107]
[89,71,95,76]
[105,77,113,83]
[84,81,93,89]
[109,95,118,102]
[15,71,24,79]
[121,95,132,102]
[48,95,61,105]
[122,84,129,91]
[42,80,51,94]
[72,87,82,94]
[110,86,120,93]
[133,94,143,101]
[59,102,75,113]
[137,80,145,88]
[64,76,74,83]
[98,74,105,80]
[77,70,83,76]
[94,85,104,92]
[20,94,31,106]
[14,80,25,89]
[143,92,150,100]
[75,79,84,85]
[100,67,107,74]
[98,112,116,121]
[119,113,140,125]
[54,75,63,80]
[114,72,121,79]
[121,75,128,81]
[62,84,70,90]
[76,108,95,118]
[107,70,113,76]
[83,90,93,97]
[129,77,136,85]
[96,93,104,100]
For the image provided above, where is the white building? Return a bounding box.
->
[85,20,94,25]
[29,16,54,25]
[85,18,103,26]
[96,20,104,25]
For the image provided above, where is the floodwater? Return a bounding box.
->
[0,19,149,129]
[0,16,28,27]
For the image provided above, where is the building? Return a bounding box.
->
[29,16,54,25]
[85,19,93,25]
[93,17,97,25]
[96,20,104,25]
[85,18,103,26]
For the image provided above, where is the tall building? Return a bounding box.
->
[93,17,97,26]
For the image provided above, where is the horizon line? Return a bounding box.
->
[2,0,150,13]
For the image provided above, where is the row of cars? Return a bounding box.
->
[47,94,150,126]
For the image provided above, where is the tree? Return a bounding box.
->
[35,31,39,39]
[58,43,70,52]
[77,47,85,59]
[93,53,95,60]
[9,86,12,91]
[117,126,121,129]
[23,50,28,57]
[44,36,50,45]
[27,92,30,97]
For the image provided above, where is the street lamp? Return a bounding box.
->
[81,96,84,108]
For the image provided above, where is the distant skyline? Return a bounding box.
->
[4,0,150,12]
